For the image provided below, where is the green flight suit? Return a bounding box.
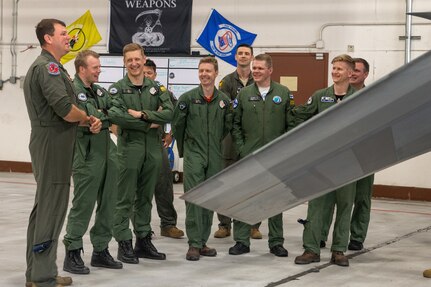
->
[172,86,232,248]
[320,197,335,243]
[23,50,77,287]
[108,76,173,241]
[291,84,357,254]
[232,81,295,249]
[63,76,118,252]
[155,146,178,228]
[217,71,254,229]
[350,174,374,243]
[321,174,374,245]
[154,85,178,228]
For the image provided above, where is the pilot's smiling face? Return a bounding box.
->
[124,50,146,78]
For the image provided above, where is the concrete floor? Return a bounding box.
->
[1,171,431,287]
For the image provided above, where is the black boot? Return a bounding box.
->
[63,248,90,274]
[117,239,139,264]
[91,248,123,269]
[134,234,166,260]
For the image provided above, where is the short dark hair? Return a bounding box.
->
[353,57,370,73]
[74,50,100,74]
[199,56,218,72]
[35,19,66,46]
[144,58,157,73]
[236,43,253,55]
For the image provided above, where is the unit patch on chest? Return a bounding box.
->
[109,87,118,95]
[178,102,187,110]
[272,96,282,104]
[77,93,87,102]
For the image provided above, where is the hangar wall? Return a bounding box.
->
[0,0,430,190]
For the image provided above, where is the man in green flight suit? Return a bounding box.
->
[348,57,375,251]
[23,19,101,287]
[229,53,295,257]
[293,54,357,267]
[173,57,232,261]
[108,43,173,264]
[319,57,374,252]
[214,43,263,239]
[62,50,123,275]
[143,59,184,239]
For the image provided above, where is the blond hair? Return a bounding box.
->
[331,54,354,70]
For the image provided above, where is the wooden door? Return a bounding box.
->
[267,53,329,105]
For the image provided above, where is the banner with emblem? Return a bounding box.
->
[196,9,257,67]
[109,0,192,55]
[61,10,102,65]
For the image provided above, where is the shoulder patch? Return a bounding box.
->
[47,62,60,75]
[77,93,87,102]
[109,87,118,95]
[219,80,223,89]
[289,93,295,106]
[307,97,313,105]
[178,101,187,111]
[155,81,167,92]
[233,98,239,109]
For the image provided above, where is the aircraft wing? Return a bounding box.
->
[181,50,431,225]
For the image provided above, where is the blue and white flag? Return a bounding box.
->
[196,9,257,66]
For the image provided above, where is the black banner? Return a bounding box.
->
[109,0,192,55]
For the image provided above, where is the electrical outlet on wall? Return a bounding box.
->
[347,45,355,52]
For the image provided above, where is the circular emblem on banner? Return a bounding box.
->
[77,93,87,102]
[272,96,282,104]
[68,27,86,52]
[210,24,242,57]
